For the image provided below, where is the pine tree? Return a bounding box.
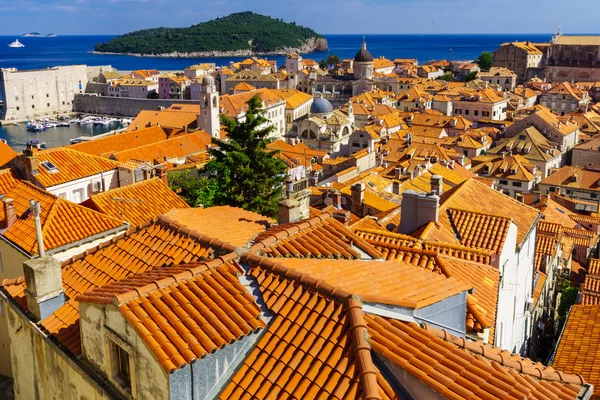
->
[203,94,287,217]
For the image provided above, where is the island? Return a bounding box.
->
[93,11,328,58]
[22,32,57,37]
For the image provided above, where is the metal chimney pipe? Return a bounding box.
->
[29,200,45,257]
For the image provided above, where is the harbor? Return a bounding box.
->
[0,115,130,150]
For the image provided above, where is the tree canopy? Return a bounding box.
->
[475,51,493,71]
[463,71,478,82]
[95,12,324,54]
[202,94,288,217]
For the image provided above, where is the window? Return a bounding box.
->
[519,135,526,140]
[499,180,508,185]
[40,161,59,173]
[474,110,479,116]
[72,189,83,203]
[513,181,522,187]
[32,105,35,109]
[464,109,469,115]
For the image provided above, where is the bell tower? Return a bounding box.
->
[198,74,220,138]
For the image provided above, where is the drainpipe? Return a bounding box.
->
[29,200,45,257]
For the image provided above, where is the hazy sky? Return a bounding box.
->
[0,0,598,35]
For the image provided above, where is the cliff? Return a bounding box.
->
[93,12,329,57]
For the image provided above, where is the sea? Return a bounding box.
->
[0,33,553,150]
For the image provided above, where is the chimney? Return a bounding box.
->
[278,198,301,224]
[392,181,400,194]
[430,175,443,195]
[394,167,402,180]
[398,190,440,234]
[330,189,342,209]
[23,256,65,321]
[23,146,39,176]
[332,210,351,225]
[29,200,45,257]
[351,182,365,216]
[515,193,524,203]
[2,197,16,229]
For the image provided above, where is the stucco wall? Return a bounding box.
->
[80,301,169,400]
[572,148,600,168]
[73,94,199,117]
[4,301,111,400]
[0,239,29,377]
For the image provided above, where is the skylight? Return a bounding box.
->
[40,161,59,173]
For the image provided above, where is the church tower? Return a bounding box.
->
[198,74,220,138]
[353,38,374,80]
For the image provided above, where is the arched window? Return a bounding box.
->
[212,96,217,107]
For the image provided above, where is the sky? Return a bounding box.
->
[0,0,598,35]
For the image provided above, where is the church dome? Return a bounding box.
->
[354,39,373,62]
[202,74,215,86]
[310,97,334,114]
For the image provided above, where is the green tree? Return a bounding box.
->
[168,170,218,207]
[475,51,493,71]
[463,71,478,82]
[557,281,579,321]
[326,53,340,68]
[319,59,328,70]
[438,73,454,82]
[203,94,287,217]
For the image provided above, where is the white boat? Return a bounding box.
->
[121,118,132,125]
[8,39,25,48]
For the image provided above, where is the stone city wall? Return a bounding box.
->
[73,94,198,117]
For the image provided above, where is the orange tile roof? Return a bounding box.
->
[28,148,121,188]
[1,217,226,355]
[0,168,19,193]
[221,254,404,399]
[552,304,600,397]
[0,141,17,167]
[367,315,586,399]
[232,82,256,91]
[270,89,313,109]
[164,206,274,248]
[538,198,579,230]
[274,257,472,309]
[251,213,381,259]
[220,88,285,117]
[1,181,125,255]
[471,154,540,182]
[430,178,541,248]
[581,274,600,305]
[447,208,512,253]
[536,234,559,257]
[82,178,189,227]
[127,109,198,132]
[67,126,169,157]
[108,131,212,163]
[78,256,266,373]
[541,166,600,192]
[589,258,600,276]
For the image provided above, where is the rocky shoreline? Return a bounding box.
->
[90,37,328,59]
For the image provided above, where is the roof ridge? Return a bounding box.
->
[419,322,586,385]
[242,252,353,301]
[249,213,333,252]
[156,214,238,254]
[345,297,382,400]
[91,176,161,199]
[447,207,513,222]
[78,254,240,306]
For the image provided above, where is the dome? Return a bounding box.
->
[354,39,373,62]
[202,74,215,86]
[310,97,334,114]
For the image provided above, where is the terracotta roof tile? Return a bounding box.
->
[0,142,17,167]
[0,168,20,193]
[1,181,125,255]
[108,131,212,163]
[447,208,512,253]
[79,257,266,373]
[252,213,381,260]
[127,109,198,132]
[271,258,472,309]
[367,315,585,399]
[165,206,274,248]
[28,148,121,188]
[82,178,189,228]
[552,304,600,397]
[67,126,169,157]
[2,217,219,355]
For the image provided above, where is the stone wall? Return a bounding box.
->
[73,94,199,117]
[572,148,600,168]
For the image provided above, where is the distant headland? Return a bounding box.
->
[22,32,57,37]
[92,12,328,58]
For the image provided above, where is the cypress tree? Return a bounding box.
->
[203,94,287,217]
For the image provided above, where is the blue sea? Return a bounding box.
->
[0,33,552,149]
